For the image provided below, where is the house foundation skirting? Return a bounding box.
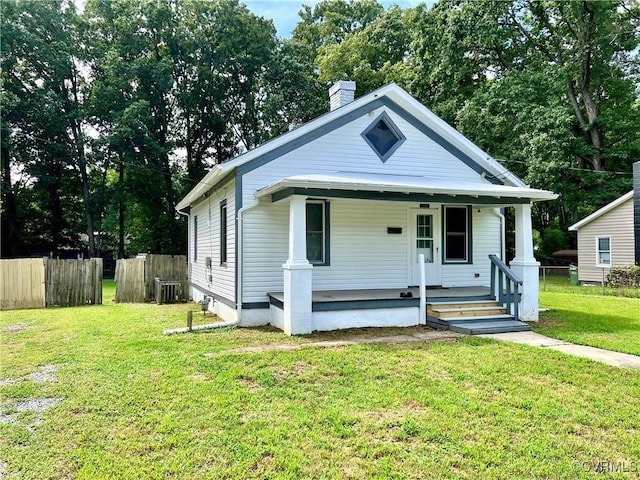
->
[269,302,420,333]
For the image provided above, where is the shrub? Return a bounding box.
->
[607,265,640,288]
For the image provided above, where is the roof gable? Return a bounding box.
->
[177,83,527,210]
[569,191,634,231]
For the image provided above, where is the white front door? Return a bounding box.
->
[410,208,441,286]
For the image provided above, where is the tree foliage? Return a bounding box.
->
[1,0,638,258]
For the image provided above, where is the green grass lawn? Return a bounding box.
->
[536,276,640,355]
[1,281,639,479]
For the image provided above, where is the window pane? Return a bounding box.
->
[220,203,227,263]
[417,240,433,262]
[366,120,398,156]
[446,207,467,233]
[193,216,198,261]
[598,237,610,251]
[417,215,432,238]
[446,234,466,261]
[598,252,610,264]
[306,202,325,264]
[306,203,323,232]
[307,233,323,262]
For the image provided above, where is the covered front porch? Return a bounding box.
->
[255,172,556,335]
[268,286,492,309]
[266,286,531,335]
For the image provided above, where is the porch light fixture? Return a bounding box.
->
[361,111,406,162]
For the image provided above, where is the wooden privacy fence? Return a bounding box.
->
[45,258,103,307]
[0,258,46,309]
[115,255,187,303]
[0,258,103,310]
[113,258,146,302]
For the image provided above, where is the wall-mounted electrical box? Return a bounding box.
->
[205,257,212,268]
[387,227,403,234]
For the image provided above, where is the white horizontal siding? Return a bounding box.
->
[242,203,289,302]
[242,106,489,208]
[313,199,408,290]
[243,199,409,303]
[441,210,501,287]
[242,201,501,302]
[189,177,236,302]
[239,104,505,301]
[577,197,634,283]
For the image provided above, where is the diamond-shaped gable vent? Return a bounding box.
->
[362,112,406,162]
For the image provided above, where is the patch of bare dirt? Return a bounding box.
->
[4,323,28,333]
[236,376,263,392]
[0,364,60,386]
[212,330,461,355]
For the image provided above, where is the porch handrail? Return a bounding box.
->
[488,254,523,322]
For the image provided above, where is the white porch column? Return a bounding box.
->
[283,195,313,335]
[510,203,540,321]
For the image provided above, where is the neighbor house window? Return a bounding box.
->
[596,236,611,266]
[361,112,406,162]
[220,200,227,265]
[193,216,198,261]
[444,206,471,263]
[306,201,329,265]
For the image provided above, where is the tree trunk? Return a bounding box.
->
[118,156,125,259]
[68,71,97,256]
[76,138,97,256]
[1,143,18,257]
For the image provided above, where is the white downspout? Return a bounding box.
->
[176,207,191,283]
[235,197,260,327]
[490,208,506,260]
[165,197,260,335]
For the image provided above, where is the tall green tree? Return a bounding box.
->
[85,0,183,254]
[1,0,96,256]
[408,0,639,233]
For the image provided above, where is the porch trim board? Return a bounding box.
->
[268,292,420,311]
[270,187,531,205]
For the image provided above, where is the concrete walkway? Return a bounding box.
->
[479,331,640,369]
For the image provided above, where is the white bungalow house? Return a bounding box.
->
[176,82,557,335]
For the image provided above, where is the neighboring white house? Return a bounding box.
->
[569,191,635,284]
[176,82,557,335]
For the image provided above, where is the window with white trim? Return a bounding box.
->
[596,236,611,266]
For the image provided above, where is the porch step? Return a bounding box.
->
[448,320,531,335]
[426,297,529,335]
[427,300,501,311]
[430,306,508,318]
[429,313,515,324]
[428,299,500,307]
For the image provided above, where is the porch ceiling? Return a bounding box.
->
[256,172,558,205]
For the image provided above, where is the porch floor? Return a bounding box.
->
[267,286,491,304]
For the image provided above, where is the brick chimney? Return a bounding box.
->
[329,81,356,111]
[634,161,640,265]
